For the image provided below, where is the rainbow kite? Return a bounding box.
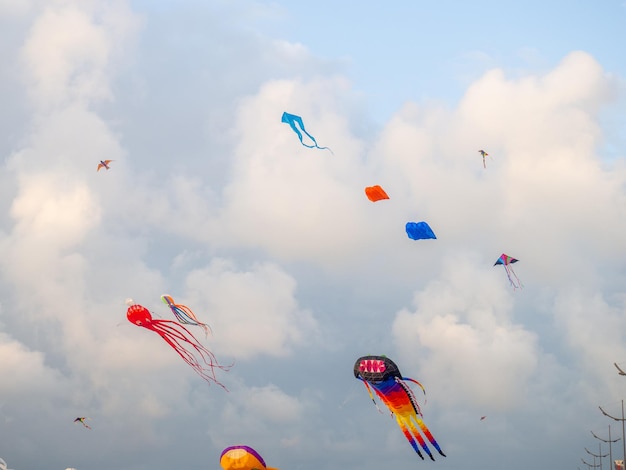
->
[354,355,446,460]
[161,294,212,337]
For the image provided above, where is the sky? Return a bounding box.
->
[1,1,626,469]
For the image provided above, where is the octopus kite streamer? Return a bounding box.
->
[354,355,446,461]
[161,294,212,337]
[126,300,230,389]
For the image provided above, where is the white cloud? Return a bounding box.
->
[235,383,303,423]
[208,381,310,453]
[0,0,625,468]
[9,175,99,248]
[369,52,626,289]
[217,77,373,267]
[181,258,318,359]
[0,333,63,397]
[20,1,139,108]
[552,288,626,400]
[392,254,539,410]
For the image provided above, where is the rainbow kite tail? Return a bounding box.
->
[413,416,446,457]
[397,415,429,460]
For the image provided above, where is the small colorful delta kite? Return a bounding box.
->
[220,445,278,470]
[405,221,436,240]
[97,160,114,171]
[478,150,488,168]
[494,254,523,289]
[161,294,212,337]
[354,355,446,461]
[365,185,389,202]
[74,417,91,429]
[281,112,332,153]
[126,299,231,389]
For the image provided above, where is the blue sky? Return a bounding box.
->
[264,0,626,118]
[1,1,626,470]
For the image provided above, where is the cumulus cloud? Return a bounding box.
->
[217,78,372,266]
[20,1,139,108]
[181,258,318,359]
[0,333,64,398]
[552,288,626,400]
[392,254,539,410]
[0,1,625,469]
[207,381,305,445]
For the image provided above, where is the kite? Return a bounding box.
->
[161,294,212,337]
[126,300,231,389]
[615,363,626,376]
[97,160,114,171]
[354,355,446,461]
[74,417,91,429]
[220,445,278,470]
[478,150,488,168]
[494,253,523,289]
[365,185,389,202]
[281,112,332,152]
[405,222,436,240]
[480,416,487,421]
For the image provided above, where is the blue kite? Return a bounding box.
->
[281,112,332,152]
[406,222,436,240]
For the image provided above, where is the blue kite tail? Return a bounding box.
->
[281,111,333,153]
